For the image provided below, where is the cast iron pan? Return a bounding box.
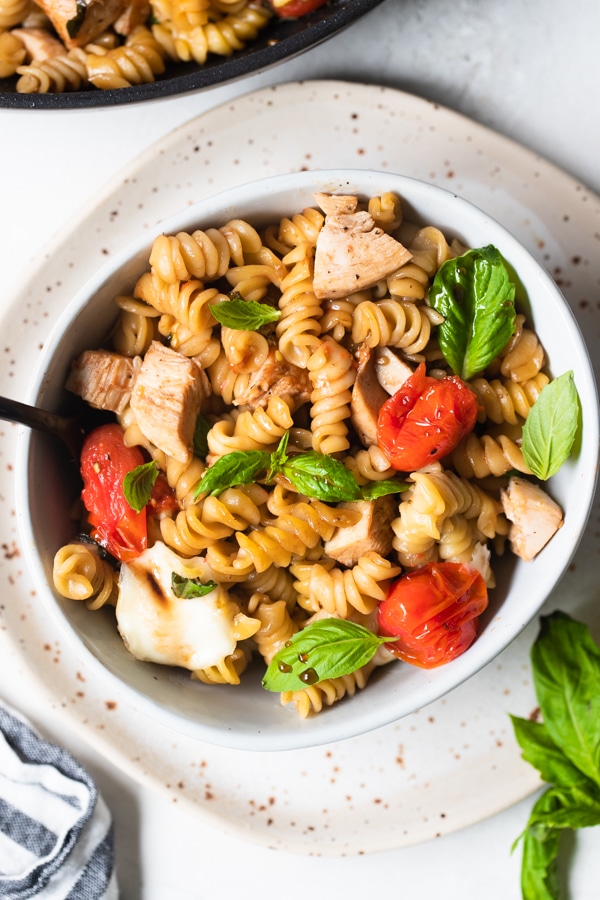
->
[0,0,385,109]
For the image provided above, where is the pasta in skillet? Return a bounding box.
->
[53,186,569,717]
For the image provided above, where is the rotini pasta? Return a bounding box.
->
[54,185,566,718]
[2,0,277,95]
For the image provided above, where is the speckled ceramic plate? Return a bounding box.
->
[1,81,599,855]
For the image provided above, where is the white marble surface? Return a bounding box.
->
[1,0,600,896]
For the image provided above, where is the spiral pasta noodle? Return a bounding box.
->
[16,47,88,92]
[276,245,323,369]
[450,431,532,480]
[161,483,268,556]
[292,552,402,618]
[281,661,377,718]
[307,336,355,456]
[0,0,31,30]
[470,372,550,424]
[247,594,298,664]
[352,297,444,358]
[52,543,117,610]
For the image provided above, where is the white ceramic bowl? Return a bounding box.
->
[16,169,599,751]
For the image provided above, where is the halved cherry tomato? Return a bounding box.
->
[80,423,147,562]
[377,561,488,668]
[377,363,479,472]
[268,0,329,17]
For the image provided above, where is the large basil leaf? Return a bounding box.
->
[428,244,516,380]
[282,452,362,502]
[263,619,392,692]
[531,612,600,787]
[521,371,580,479]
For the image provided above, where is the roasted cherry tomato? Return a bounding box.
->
[268,0,329,17]
[148,472,179,517]
[377,561,488,668]
[80,423,147,562]
[377,363,479,471]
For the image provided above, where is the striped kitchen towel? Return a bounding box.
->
[0,701,117,899]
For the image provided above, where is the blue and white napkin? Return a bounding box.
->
[0,701,117,899]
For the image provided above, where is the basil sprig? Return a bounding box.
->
[428,245,516,380]
[123,460,159,512]
[521,371,580,480]
[263,619,395,691]
[171,572,218,598]
[194,433,408,502]
[511,612,600,899]
[209,295,280,330]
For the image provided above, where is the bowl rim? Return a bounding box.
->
[15,168,600,751]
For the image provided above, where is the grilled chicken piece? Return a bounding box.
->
[324,496,396,567]
[350,343,389,448]
[313,192,359,217]
[130,341,210,464]
[66,348,138,415]
[229,347,312,411]
[10,27,64,59]
[500,476,564,561]
[35,0,127,48]
[312,193,412,300]
[113,0,150,34]
[374,347,413,395]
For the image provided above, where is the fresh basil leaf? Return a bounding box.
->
[512,611,600,899]
[521,371,580,480]
[530,611,600,787]
[123,460,159,512]
[171,572,218,598]
[360,479,410,500]
[193,449,271,499]
[518,788,562,900]
[282,452,362,502]
[428,244,516,380]
[209,296,280,331]
[263,619,392,692]
[193,415,212,459]
[529,784,600,831]
[511,716,590,790]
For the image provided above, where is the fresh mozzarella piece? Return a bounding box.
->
[116,541,237,671]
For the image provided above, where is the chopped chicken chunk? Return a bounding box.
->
[66,348,138,415]
[500,476,564,561]
[374,347,414,395]
[350,343,389,447]
[113,0,150,34]
[312,193,412,300]
[324,496,397,566]
[35,0,127,48]
[10,27,64,59]
[130,341,210,464]
[229,347,311,410]
[313,192,358,217]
